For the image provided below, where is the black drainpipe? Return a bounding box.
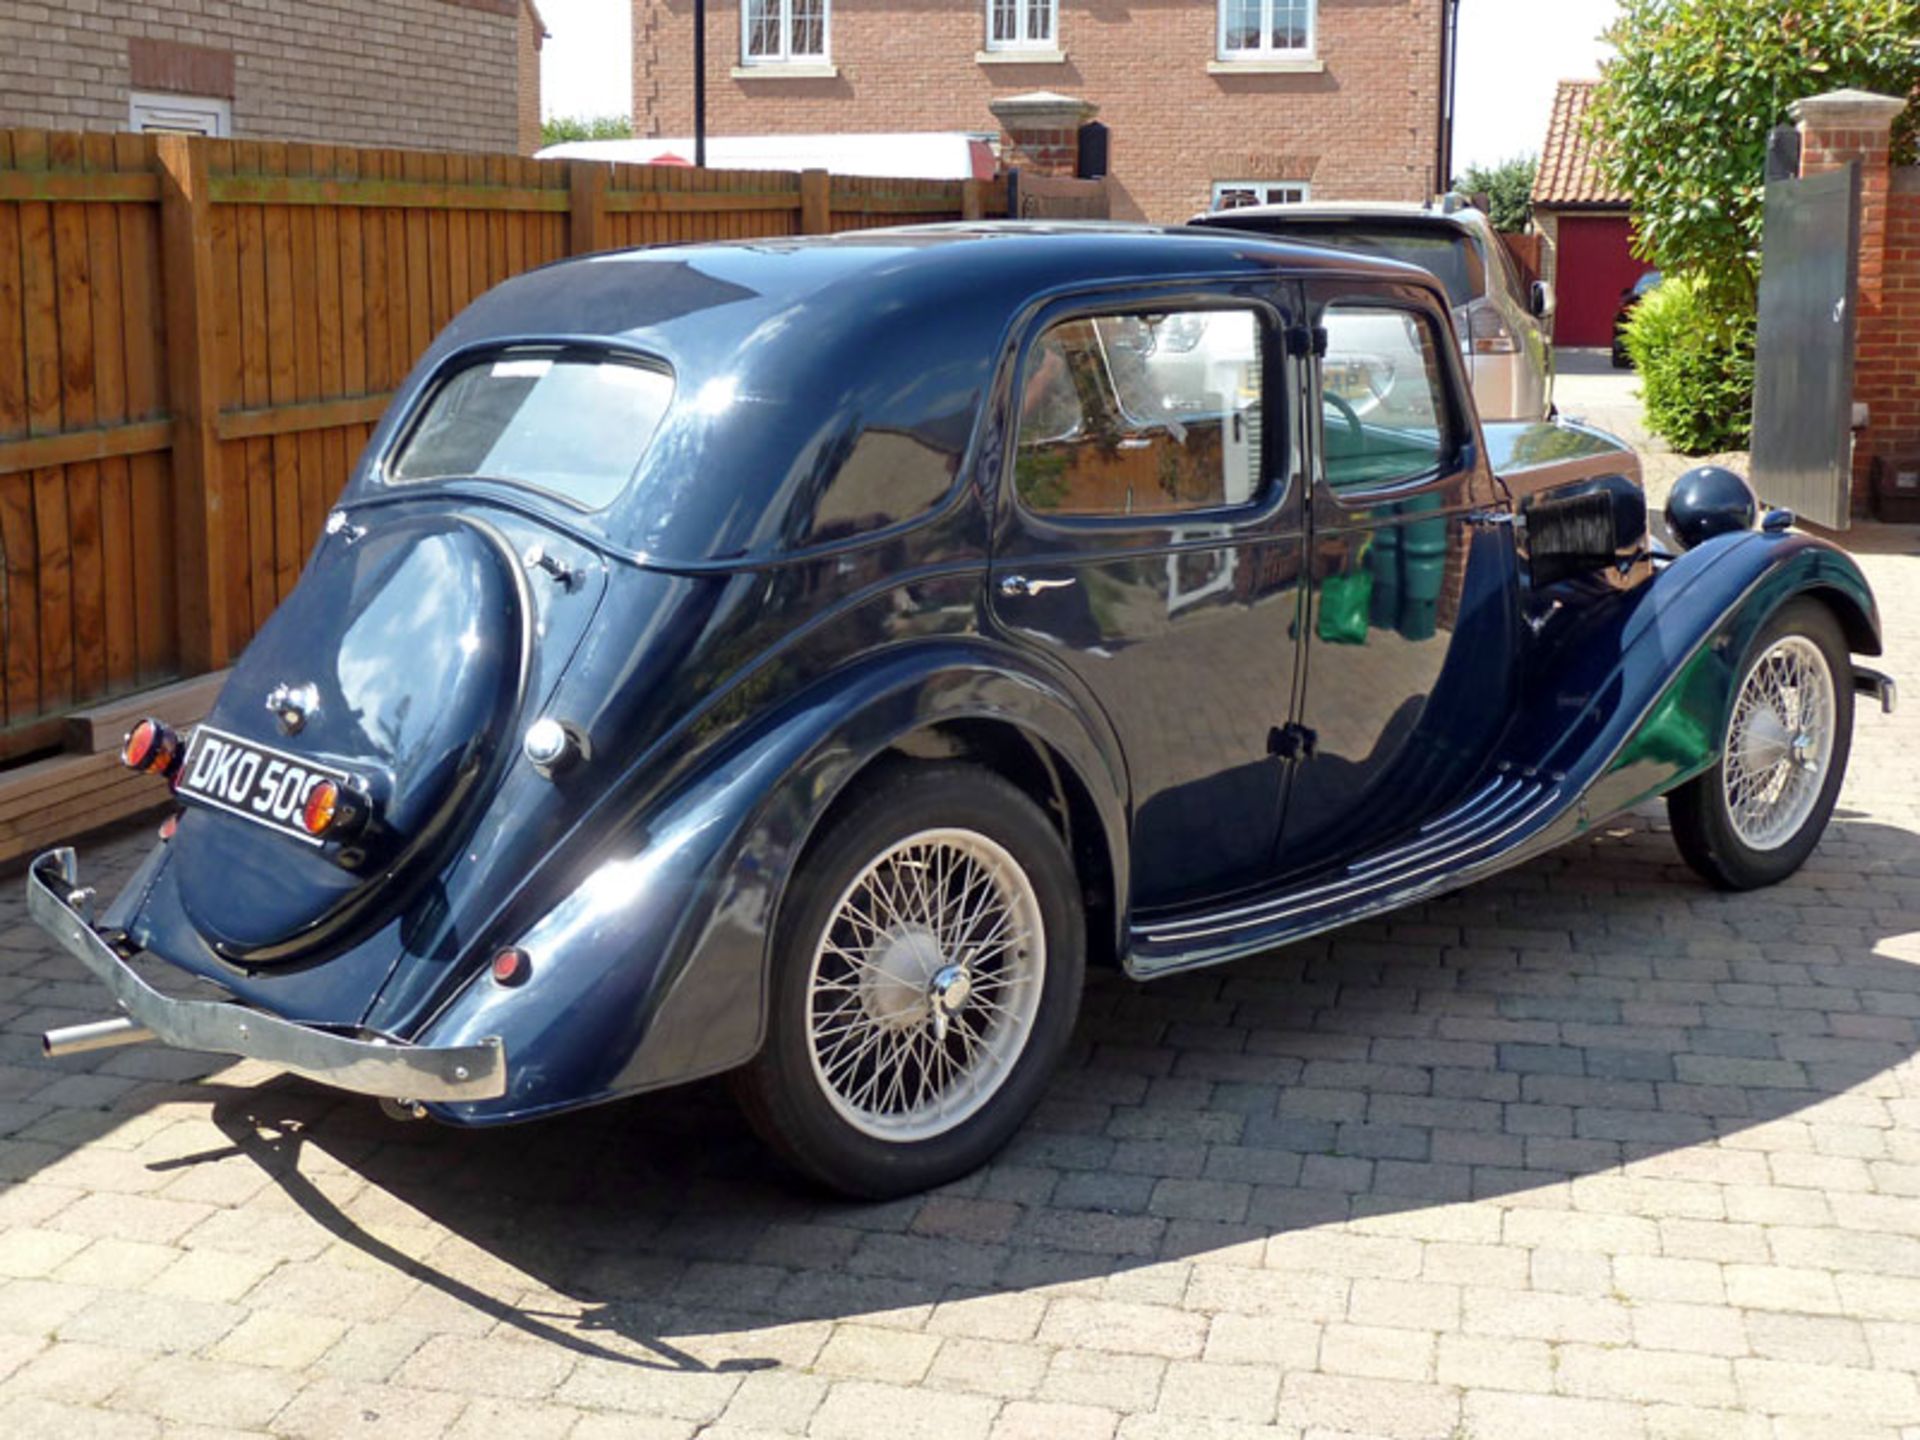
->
[1436,0,1461,194]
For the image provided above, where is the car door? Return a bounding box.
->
[1275,278,1521,879]
[988,287,1308,912]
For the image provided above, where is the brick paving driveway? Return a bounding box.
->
[1,530,1918,1440]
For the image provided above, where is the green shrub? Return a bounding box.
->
[540,115,634,147]
[1623,276,1756,455]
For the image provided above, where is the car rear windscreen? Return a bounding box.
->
[390,352,675,511]
[1227,221,1486,308]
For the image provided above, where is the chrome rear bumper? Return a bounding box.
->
[27,848,506,1103]
[1854,664,1899,715]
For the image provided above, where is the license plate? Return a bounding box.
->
[176,726,354,846]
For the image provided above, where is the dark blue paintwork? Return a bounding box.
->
[97,224,1885,1124]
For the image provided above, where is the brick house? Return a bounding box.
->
[1531,80,1654,349]
[633,0,1458,222]
[0,0,547,156]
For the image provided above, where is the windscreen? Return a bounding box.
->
[1235,221,1486,308]
[390,352,675,511]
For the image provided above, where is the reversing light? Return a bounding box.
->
[121,718,183,778]
[300,779,371,840]
[491,947,531,987]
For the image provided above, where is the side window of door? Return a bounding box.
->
[1014,308,1270,518]
[1320,304,1455,494]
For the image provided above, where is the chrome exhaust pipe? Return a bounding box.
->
[44,1016,156,1059]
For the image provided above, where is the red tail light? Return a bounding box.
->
[300,779,371,839]
[491,947,531,987]
[122,718,183,778]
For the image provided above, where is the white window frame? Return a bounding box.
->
[985,0,1059,52]
[1210,180,1311,211]
[128,90,231,137]
[1216,0,1317,62]
[741,0,831,66]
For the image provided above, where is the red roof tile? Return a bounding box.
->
[1533,80,1628,208]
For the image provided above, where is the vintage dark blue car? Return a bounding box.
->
[30,225,1894,1196]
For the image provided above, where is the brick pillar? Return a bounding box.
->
[989,91,1098,180]
[1791,88,1908,509]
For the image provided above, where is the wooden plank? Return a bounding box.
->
[287,144,327,545]
[0,133,24,440]
[52,157,105,704]
[403,152,432,359]
[337,149,368,398]
[0,171,160,205]
[111,132,171,688]
[569,160,611,255]
[60,667,226,754]
[0,420,172,476]
[206,173,569,212]
[0,763,167,838]
[799,169,830,235]
[156,134,231,673]
[231,140,268,642]
[213,391,394,442]
[0,472,38,724]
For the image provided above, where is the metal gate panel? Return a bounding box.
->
[1750,162,1861,531]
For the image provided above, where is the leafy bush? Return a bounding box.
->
[1454,156,1536,235]
[540,115,634,147]
[1589,0,1920,305]
[1623,276,1756,455]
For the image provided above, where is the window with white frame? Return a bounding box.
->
[1217,0,1316,60]
[1211,181,1310,211]
[987,0,1058,50]
[743,0,829,64]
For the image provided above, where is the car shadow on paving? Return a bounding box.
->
[2,802,1917,1381]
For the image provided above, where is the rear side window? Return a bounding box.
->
[391,353,675,511]
[1244,223,1485,308]
[1321,304,1452,493]
[1014,308,1268,519]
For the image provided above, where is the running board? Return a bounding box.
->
[1130,770,1565,974]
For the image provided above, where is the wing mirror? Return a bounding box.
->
[1529,280,1556,320]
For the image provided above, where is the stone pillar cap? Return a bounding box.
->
[1790,89,1909,128]
[989,91,1099,128]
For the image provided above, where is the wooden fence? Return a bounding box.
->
[0,130,1003,776]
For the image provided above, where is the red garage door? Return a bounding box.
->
[1554,214,1654,348]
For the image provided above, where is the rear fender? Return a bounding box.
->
[417,642,1125,1123]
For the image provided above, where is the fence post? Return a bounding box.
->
[961,179,983,221]
[156,134,229,674]
[568,161,611,256]
[800,168,831,235]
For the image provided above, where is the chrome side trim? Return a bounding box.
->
[1139,782,1561,948]
[27,849,506,1103]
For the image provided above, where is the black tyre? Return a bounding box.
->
[735,764,1085,1198]
[1667,598,1854,890]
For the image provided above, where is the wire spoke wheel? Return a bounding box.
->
[1721,634,1836,853]
[805,828,1046,1142]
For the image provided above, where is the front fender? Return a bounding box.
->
[1539,529,1880,835]
[417,639,1126,1123]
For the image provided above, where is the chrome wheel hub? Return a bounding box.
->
[1722,634,1835,852]
[805,829,1045,1143]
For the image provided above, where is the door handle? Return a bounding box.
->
[999,575,1077,598]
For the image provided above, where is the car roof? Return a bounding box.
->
[1192,200,1491,233]
[356,224,1445,564]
